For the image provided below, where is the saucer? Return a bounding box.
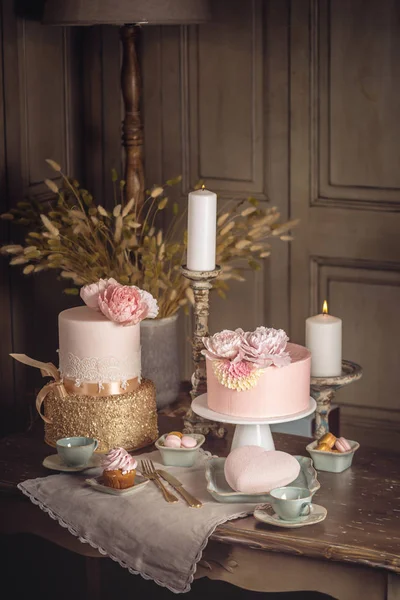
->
[85,475,149,496]
[254,504,327,528]
[42,453,102,472]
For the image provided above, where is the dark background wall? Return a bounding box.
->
[1,0,400,450]
[0,1,126,434]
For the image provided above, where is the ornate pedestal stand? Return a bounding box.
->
[180,265,226,438]
[192,394,316,452]
[310,360,363,439]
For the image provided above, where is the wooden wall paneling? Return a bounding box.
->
[82,27,105,204]
[263,0,290,332]
[209,264,265,333]
[290,0,400,450]
[65,29,85,181]
[16,16,82,385]
[0,3,88,432]
[164,25,192,379]
[99,25,123,204]
[2,0,33,430]
[0,0,15,433]
[188,0,264,197]
[19,19,67,197]
[288,0,312,345]
[142,26,163,187]
[82,25,122,208]
[317,0,400,210]
[28,24,87,381]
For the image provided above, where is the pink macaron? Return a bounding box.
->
[164,434,182,448]
[181,435,197,449]
[335,437,352,453]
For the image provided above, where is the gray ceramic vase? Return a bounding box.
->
[140,314,180,409]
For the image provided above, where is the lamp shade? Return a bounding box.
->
[43,0,211,25]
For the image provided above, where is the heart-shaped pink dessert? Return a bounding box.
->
[224,445,301,494]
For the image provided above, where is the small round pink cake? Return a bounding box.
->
[206,343,311,418]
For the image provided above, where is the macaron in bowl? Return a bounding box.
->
[306,437,359,473]
[155,432,205,467]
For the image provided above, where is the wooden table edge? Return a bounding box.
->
[211,525,400,574]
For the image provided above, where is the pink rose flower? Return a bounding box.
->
[98,283,151,326]
[80,278,118,309]
[241,326,290,368]
[202,329,244,363]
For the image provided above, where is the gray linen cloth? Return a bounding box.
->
[18,449,258,593]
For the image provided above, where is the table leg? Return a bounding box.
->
[387,573,400,600]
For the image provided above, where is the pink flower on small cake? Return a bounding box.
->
[202,329,244,363]
[202,326,292,391]
[241,327,291,368]
[80,278,159,325]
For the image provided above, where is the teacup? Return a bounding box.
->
[56,436,99,467]
[270,486,312,521]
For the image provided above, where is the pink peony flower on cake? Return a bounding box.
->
[241,326,290,368]
[98,283,156,326]
[139,288,159,319]
[80,277,118,308]
[202,329,244,363]
[80,278,158,325]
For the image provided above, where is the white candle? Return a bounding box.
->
[305,300,342,377]
[187,186,217,271]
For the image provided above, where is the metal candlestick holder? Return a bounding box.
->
[180,265,226,438]
[310,360,363,439]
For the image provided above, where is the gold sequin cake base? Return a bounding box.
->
[44,378,158,452]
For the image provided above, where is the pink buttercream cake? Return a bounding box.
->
[206,343,311,418]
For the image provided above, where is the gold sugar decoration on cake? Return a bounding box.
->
[212,360,263,391]
[44,378,158,452]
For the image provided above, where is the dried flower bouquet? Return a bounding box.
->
[1,160,298,318]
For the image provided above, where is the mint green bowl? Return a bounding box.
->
[155,433,205,467]
[306,439,359,473]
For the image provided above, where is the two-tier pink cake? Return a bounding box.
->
[44,278,160,451]
[202,327,311,419]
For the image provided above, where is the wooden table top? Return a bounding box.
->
[1,415,399,575]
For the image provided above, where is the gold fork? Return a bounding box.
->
[140,459,178,503]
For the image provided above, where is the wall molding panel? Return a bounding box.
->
[310,0,400,212]
[186,0,266,199]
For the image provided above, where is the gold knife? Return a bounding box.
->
[157,469,203,508]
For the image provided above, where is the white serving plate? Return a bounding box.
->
[205,455,320,504]
[85,474,149,496]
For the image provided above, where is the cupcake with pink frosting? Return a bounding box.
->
[102,447,137,489]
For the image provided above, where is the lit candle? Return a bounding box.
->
[187,185,217,271]
[305,300,342,377]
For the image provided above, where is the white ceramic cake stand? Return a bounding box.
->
[191,394,316,452]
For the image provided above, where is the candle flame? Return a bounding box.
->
[322,300,328,314]
[201,184,205,190]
